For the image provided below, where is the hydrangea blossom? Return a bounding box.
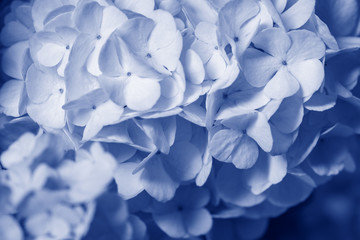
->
[0,0,359,239]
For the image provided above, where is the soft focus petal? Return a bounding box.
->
[0,215,23,240]
[114,162,144,199]
[183,209,213,236]
[267,171,315,207]
[0,80,26,117]
[153,211,186,238]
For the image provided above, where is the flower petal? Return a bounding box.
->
[206,51,227,80]
[252,28,291,59]
[216,164,266,207]
[287,30,325,62]
[153,211,186,238]
[2,41,31,80]
[242,48,281,87]
[183,209,213,236]
[247,112,273,152]
[264,67,300,99]
[270,96,304,133]
[0,215,23,240]
[114,162,144,200]
[288,59,324,98]
[0,80,26,117]
[281,0,315,30]
[163,141,202,182]
[124,76,161,111]
[27,93,66,129]
[231,134,259,169]
[140,157,179,202]
[267,171,315,207]
[37,42,65,67]
[184,49,205,85]
[74,1,103,34]
[209,129,240,163]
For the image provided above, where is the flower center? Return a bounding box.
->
[127,72,132,76]
[92,105,96,110]
[146,53,152,58]
[282,60,288,66]
[59,88,64,94]
[234,36,239,42]
[96,35,102,40]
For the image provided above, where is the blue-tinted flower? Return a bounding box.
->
[242,27,325,99]
[151,185,212,238]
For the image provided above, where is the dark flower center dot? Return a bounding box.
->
[59,88,64,94]
[234,36,239,42]
[92,105,96,110]
[282,60,288,66]
[214,46,219,50]
[127,72,132,76]
[96,35,102,40]
[242,129,247,134]
[146,53,152,58]
[65,45,70,50]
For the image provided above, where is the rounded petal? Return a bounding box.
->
[0,21,32,47]
[27,93,66,129]
[231,134,259,169]
[163,141,202,182]
[74,1,103,34]
[247,112,273,152]
[2,41,31,80]
[0,215,23,240]
[124,76,161,111]
[242,48,281,87]
[281,0,315,30]
[205,51,227,80]
[37,42,65,67]
[287,30,325,62]
[0,80,26,117]
[183,209,213,236]
[252,28,291,58]
[114,162,144,199]
[153,211,187,238]
[216,164,266,207]
[26,65,65,104]
[209,129,240,162]
[270,96,304,133]
[267,172,315,207]
[264,68,300,99]
[184,49,205,85]
[288,59,324,98]
[140,157,179,202]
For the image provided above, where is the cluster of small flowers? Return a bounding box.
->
[0,0,359,239]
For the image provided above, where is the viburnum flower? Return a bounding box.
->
[242,27,326,99]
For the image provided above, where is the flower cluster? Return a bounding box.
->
[0,0,359,239]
